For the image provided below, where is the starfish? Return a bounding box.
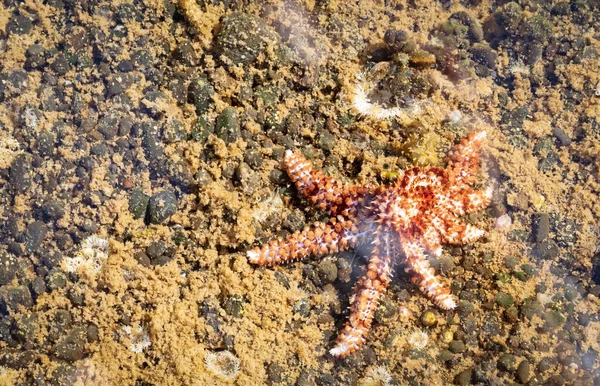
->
[247,131,492,358]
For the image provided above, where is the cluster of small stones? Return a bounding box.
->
[0,0,598,385]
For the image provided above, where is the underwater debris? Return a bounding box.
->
[204,350,241,381]
[63,235,109,273]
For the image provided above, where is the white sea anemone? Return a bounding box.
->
[408,329,429,350]
[360,365,393,386]
[351,70,423,120]
[121,325,151,353]
[204,350,241,381]
[63,235,109,273]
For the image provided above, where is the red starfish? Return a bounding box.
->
[247,131,492,357]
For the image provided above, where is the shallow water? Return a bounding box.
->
[1,1,599,385]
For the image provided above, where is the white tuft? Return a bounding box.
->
[204,350,241,380]
[63,235,109,273]
[121,325,151,353]
[408,329,429,350]
[439,296,456,310]
[329,345,346,357]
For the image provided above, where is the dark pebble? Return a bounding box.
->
[129,190,150,220]
[454,368,472,385]
[516,360,530,383]
[317,259,337,284]
[0,285,33,310]
[223,295,244,318]
[449,340,466,353]
[52,326,87,362]
[42,199,66,221]
[498,353,516,372]
[147,190,177,224]
[213,12,278,65]
[35,130,56,157]
[531,240,559,260]
[533,213,550,242]
[519,14,553,43]
[47,268,68,291]
[215,107,241,143]
[50,53,70,76]
[25,221,47,253]
[9,154,32,194]
[146,241,167,260]
[0,349,37,369]
[0,252,18,285]
[134,251,151,267]
[50,363,77,386]
[552,127,571,146]
[267,362,285,383]
[7,14,33,35]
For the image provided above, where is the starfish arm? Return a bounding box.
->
[446,130,486,185]
[430,212,485,244]
[460,186,493,214]
[284,150,368,217]
[330,228,394,358]
[247,218,357,266]
[401,235,456,310]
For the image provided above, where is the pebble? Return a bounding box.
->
[7,14,33,35]
[42,199,66,221]
[517,360,530,383]
[215,107,241,143]
[52,327,87,362]
[495,292,514,308]
[531,240,559,260]
[129,190,150,220]
[454,368,472,385]
[420,309,437,327]
[9,154,32,194]
[25,221,47,253]
[223,295,244,318]
[188,76,214,115]
[0,285,33,310]
[213,12,278,65]
[0,252,18,285]
[449,340,466,353]
[317,259,337,284]
[498,353,516,372]
[147,190,177,224]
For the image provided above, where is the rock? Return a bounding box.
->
[0,252,18,286]
[495,292,514,308]
[147,190,177,224]
[517,360,530,383]
[454,368,472,385]
[223,295,244,318]
[12,313,38,344]
[9,154,32,194]
[52,326,87,362]
[7,14,33,35]
[188,76,214,115]
[214,107,241,143]
[129,190,150,220]
[533,213,551,242]
[317,259,337,284]
[35,130,56,157]
[0,285,33,310]
[42,199,66,221]
[214,12,279,66]
[531,240,559,260]
[519,14,553,42]
[25,221,47,253]
[449,340,466,353]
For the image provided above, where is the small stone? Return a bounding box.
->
[317,259,337,284]
[498,353,516,372]
[25,221,47,253]
[146,241,167,260]
[516,360,530,383]
[147,190,177,224]
[47,268,68,291]
[533,213,550,242]
[544,310,565,330]
[223,295,244,318]
[188,76,214,115]
[129,190,150,220]
[214,12,279,65]
[449,340,466,353]
[7,15,33,35]
[42,199,66,221]
[214,107,241,143]
[456,300,474,316]
[420,310,437,327]
[519,14,553,42]
[35,130,56,157]
[267,362,285,383]
[495,292,514,308]
[454,368,472,385]
[531,240,559,260]
[552,127,571,147]
[0,285,33,310]
[52,326,87,362]
[0,252,18,286]
[134,251,151,267]
[9,154,32,194]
